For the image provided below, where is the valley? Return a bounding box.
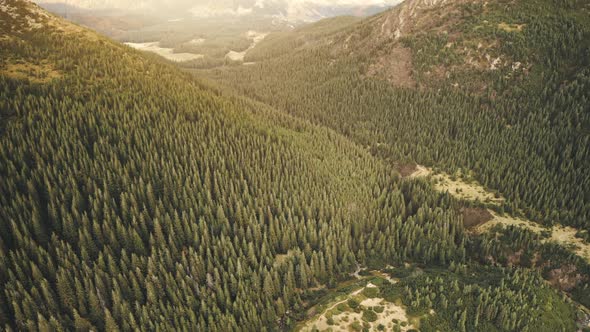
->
[225,31,268,62]
[124,41,204,62]
[125,31,269,64]
[1,0,589,331]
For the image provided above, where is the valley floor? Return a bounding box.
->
[410,165,590,263]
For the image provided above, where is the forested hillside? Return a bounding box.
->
[205,0,590,231]
[0,0,587,331]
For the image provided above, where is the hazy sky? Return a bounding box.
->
[37,0,402,17]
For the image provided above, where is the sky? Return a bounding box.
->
[37,0,403,20]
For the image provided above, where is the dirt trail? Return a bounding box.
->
[300,287,364,332]
[300,272,416,332]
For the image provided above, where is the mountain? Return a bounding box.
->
[38,0,400,24]
[246,0,399,23]
[1,0,589,331]
[210,0,590,230]
[204,0,590,320]
[0,0,461,330]
[35,2,161,39]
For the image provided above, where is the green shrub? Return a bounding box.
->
[362,310,378,322]
[351,321,362,331]
[362,287,379,298]
[348,298,360,309]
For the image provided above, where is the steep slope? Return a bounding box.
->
[0,0,586,331]
[344,0,590,91]
[0,0,468,330]
[206,0,590,230]
[202,0,590,316]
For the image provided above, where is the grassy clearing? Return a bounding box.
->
[125,42,204,62]
[300,281,417,332]
[410,165,589,262]
[432,172,504,205]
[407,165,431,178]
[410,165,504,205]
[274,250,297,267]
[478,212,590,263]
[498,22,526,32]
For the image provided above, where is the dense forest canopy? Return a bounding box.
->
[205,0,590,230]
[0,0,589,331]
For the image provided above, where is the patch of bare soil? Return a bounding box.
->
[547,264,585,292]
[506,249,523,267]
[461,207,493,228]
[407,164,432,178]
[398,163,418,177]
[366,47,415,88]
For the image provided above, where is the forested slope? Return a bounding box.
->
[0,1,464,330]
[205,0,590,231]
[0,0,586,331]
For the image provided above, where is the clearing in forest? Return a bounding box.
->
[498,22,525,32]
[407,164,431,178]
[409,165,504,205]
[477,212,590,263]
[409,165,590,262]
[125,42,204,62]
[300,282,417,332]
[225,31,268,62]
[432,172,503,205]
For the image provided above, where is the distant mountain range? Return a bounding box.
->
[37,1,401,24]
[191,0,401,23]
